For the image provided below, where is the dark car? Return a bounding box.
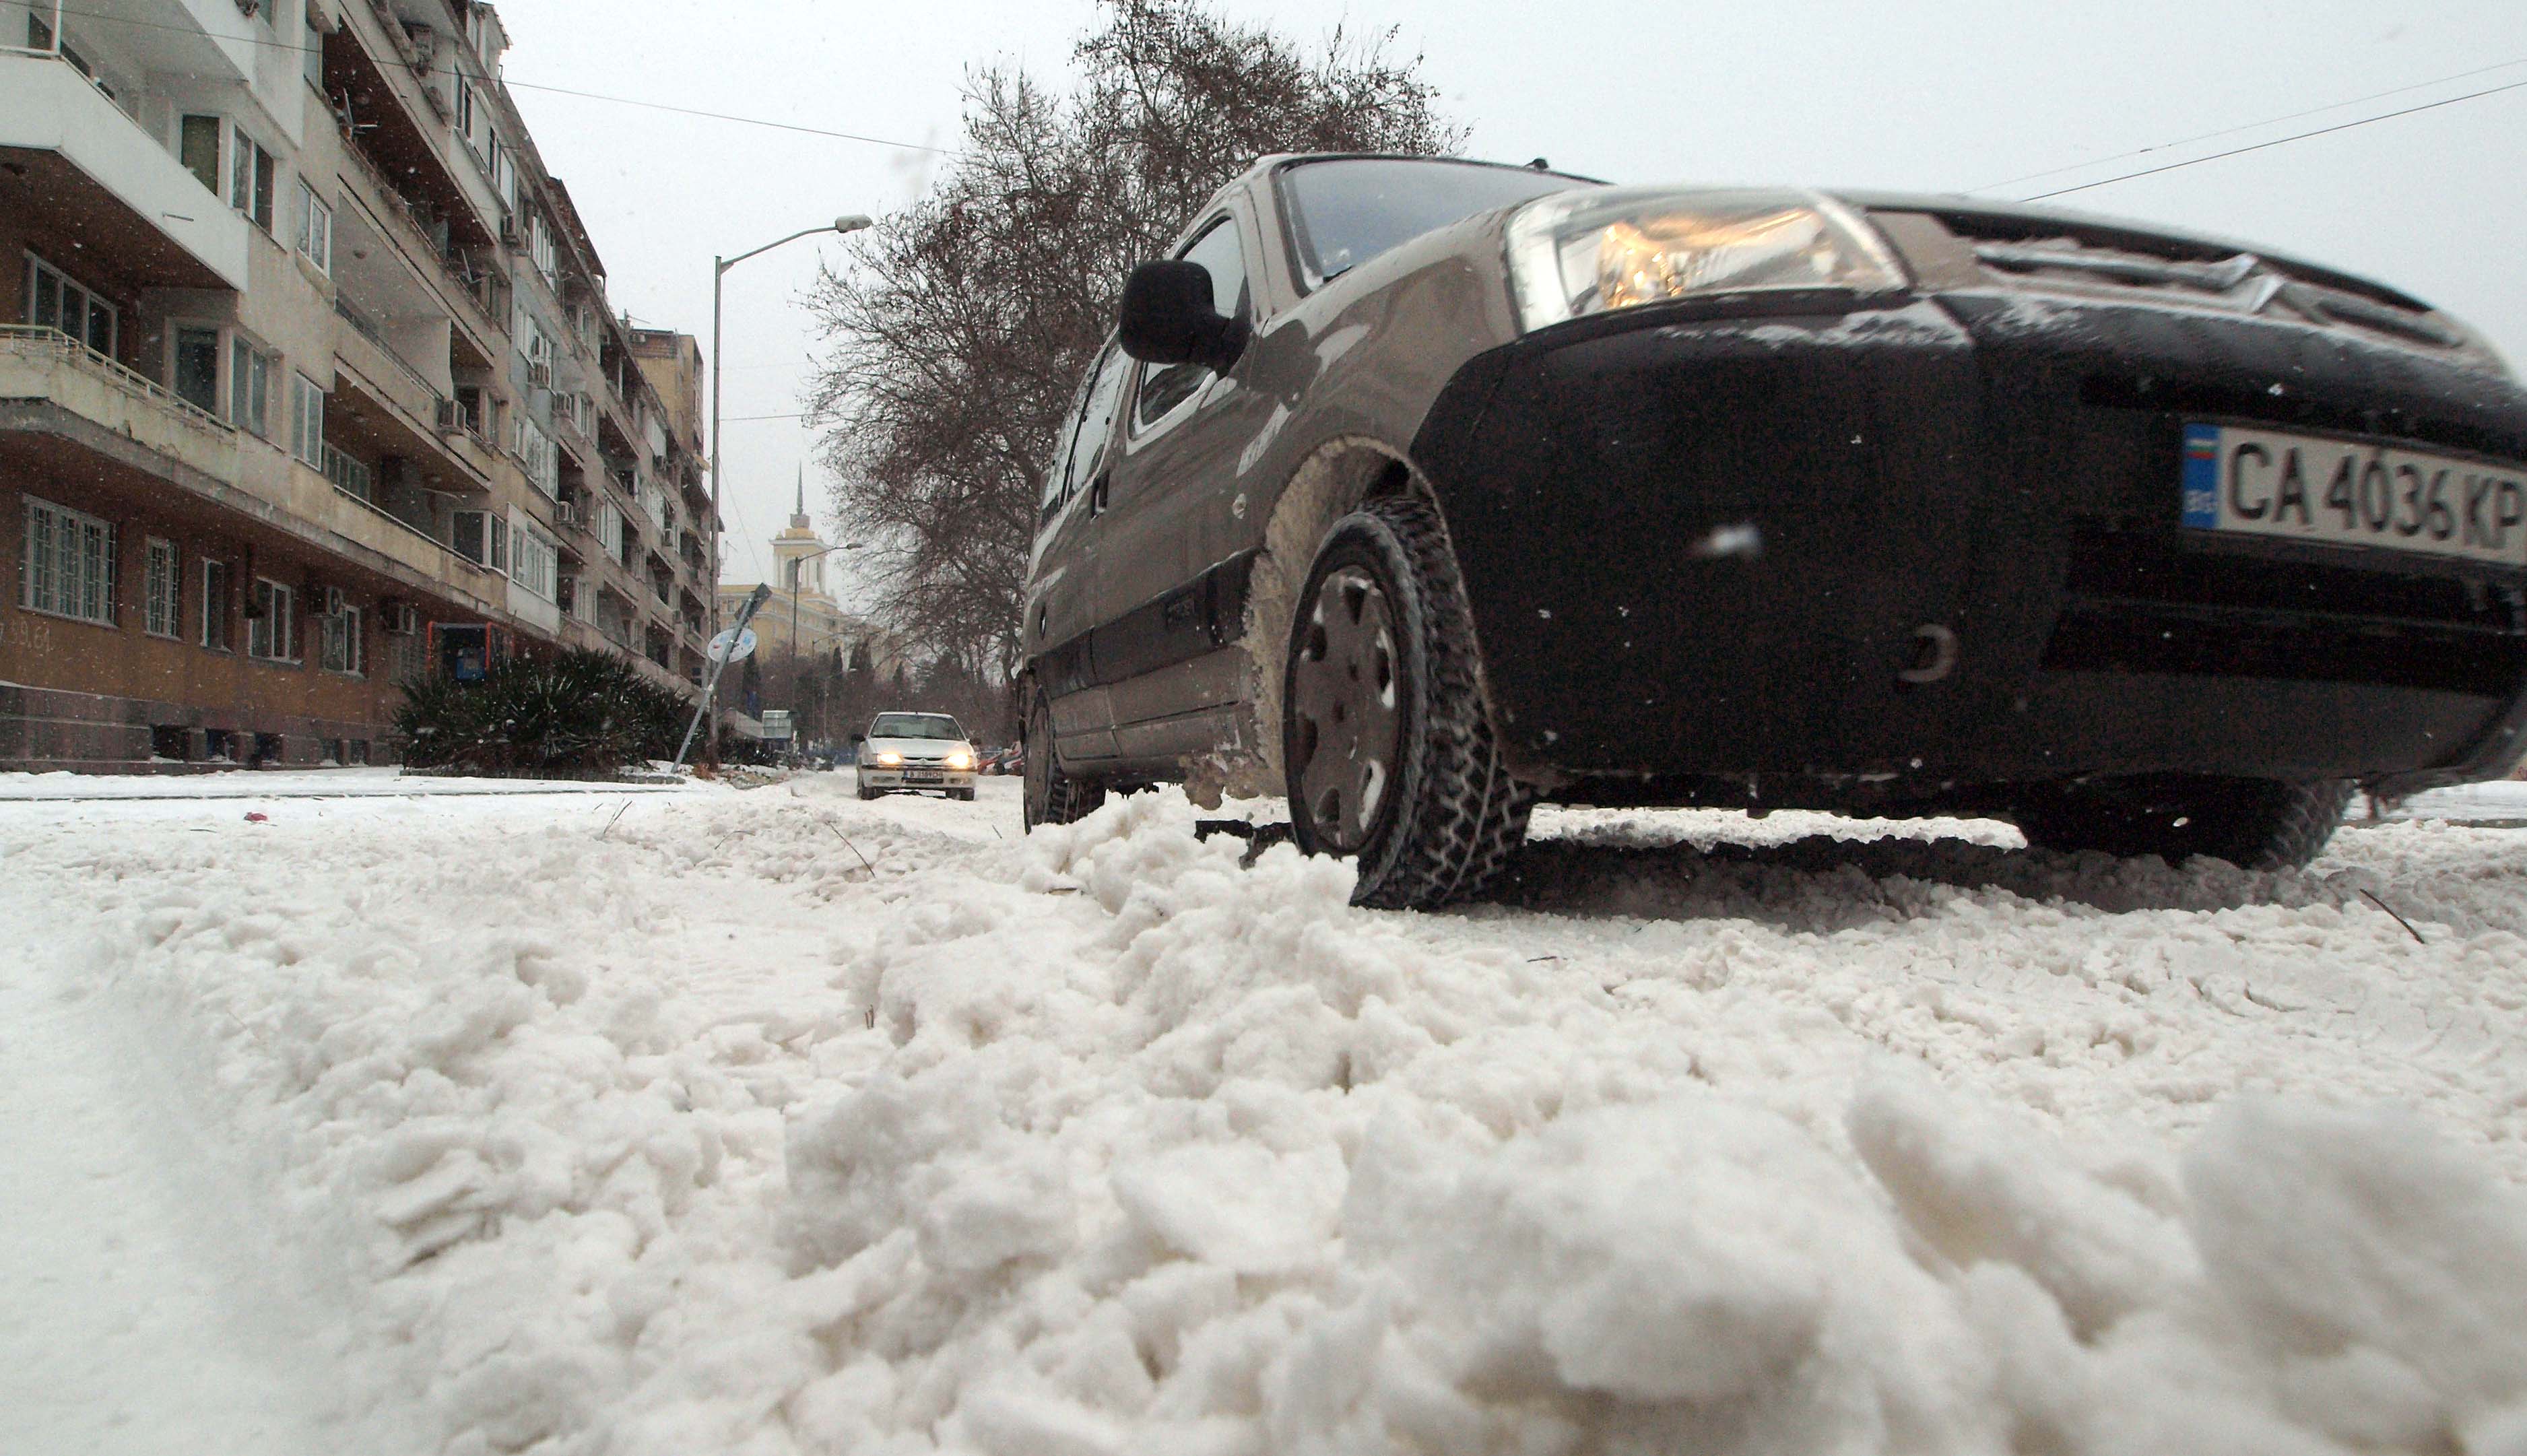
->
[1017,152,2527,908]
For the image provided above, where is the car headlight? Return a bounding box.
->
[1506,187,1905,333]
[945,749,974,770]
[876,750,902,766]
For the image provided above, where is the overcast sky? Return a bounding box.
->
[492,0,2527,595]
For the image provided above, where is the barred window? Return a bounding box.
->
[144,537,179,637]
[21,496,116,626]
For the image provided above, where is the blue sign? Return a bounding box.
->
[2181,423,2223,529]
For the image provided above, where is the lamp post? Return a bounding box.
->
[707,214,871,645]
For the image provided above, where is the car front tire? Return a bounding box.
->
[2012,775,2353,869]
[1022,691,1105,830]
[1282,496,1529,909]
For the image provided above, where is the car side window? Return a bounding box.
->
[1134,217,1249,432]
[1045,343,1130,525]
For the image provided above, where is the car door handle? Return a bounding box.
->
[1090,471,1111,515]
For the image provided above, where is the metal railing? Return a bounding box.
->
[331,299,445,404]
[0,324,236,438]
[331,123,506,341]
[327,476,489,585]
[322,442,374,501]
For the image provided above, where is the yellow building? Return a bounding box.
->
[715,475,901,676]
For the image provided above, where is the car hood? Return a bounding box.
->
[863,737,970,759]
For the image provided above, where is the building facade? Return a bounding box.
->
[1,0,716,771]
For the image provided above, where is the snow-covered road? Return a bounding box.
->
[4,774,2524,1455]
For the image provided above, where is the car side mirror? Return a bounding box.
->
[1118,260,1247,372]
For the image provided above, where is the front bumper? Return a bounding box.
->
[1412,292,2527,802]
[857,766,976,791]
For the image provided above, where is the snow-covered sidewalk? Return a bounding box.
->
[3,776,2524,1455]
[0,766,702,801]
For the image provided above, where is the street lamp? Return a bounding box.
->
[707,213,872,646]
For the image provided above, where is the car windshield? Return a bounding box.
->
[1278,157,1594,285]
[867,713,964,740]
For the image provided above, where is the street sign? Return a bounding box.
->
[706,626,758,664]
[760,709,793,741]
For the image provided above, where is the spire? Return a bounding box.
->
[789,465,810,531]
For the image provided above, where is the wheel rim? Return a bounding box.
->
[1288,565,1402,853]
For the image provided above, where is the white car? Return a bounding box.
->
[854,713,979,801]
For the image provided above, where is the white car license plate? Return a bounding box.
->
[2180,422,2527,567]
[902,770,942,785]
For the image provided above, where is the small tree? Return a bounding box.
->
[805,0,1462,678]
[394,649,688,776]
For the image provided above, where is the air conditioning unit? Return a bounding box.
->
[498,215,523,249]
[321,587,348,616]
[527,360,552,389]
[434,397,460,432]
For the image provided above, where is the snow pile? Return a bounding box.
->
[12,781,2527,1454]
[777,794,2527,1455]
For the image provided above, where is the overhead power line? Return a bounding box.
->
[2020,74,2527,201]
[1973,55,2527,194]
[40,3,944,153]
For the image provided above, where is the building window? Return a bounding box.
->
[530,213,558,284]
[201,559,231,651]
[26,254,117,356]
[320,602,362,676]
[515,416,556,497]
[144,537,180,638]
[347,739,370,766]
[229,133,275,231]
[295,180,332,275]
[453,509,508,572]
[288,372,325,466]
[248,578,297,662]
[179,114,222,193]
[21,496,117,626]
[230,339,272,436]
[203,728,237,763]
[512,523,558,601]
[173,327,220,412]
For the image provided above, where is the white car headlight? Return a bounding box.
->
[1506,187,1905,333]
[876,750,902,766]
[945,748,974,770]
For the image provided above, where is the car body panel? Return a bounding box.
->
[1023,154,2527,807]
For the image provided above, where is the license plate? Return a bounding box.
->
[2180,422,2527,567]
[902,771,942,784]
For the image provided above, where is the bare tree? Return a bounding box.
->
[803,0,1463,677]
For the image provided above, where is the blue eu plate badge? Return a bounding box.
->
[2180,424,2222,529]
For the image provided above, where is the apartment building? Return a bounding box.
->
[0,0,718,771]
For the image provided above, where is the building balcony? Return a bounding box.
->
[327,143,505,370]
[321,3,500,257]
[0,324,508,621]
[0,51,249,292]
[0,322,238,479]
[330,312,495,497]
